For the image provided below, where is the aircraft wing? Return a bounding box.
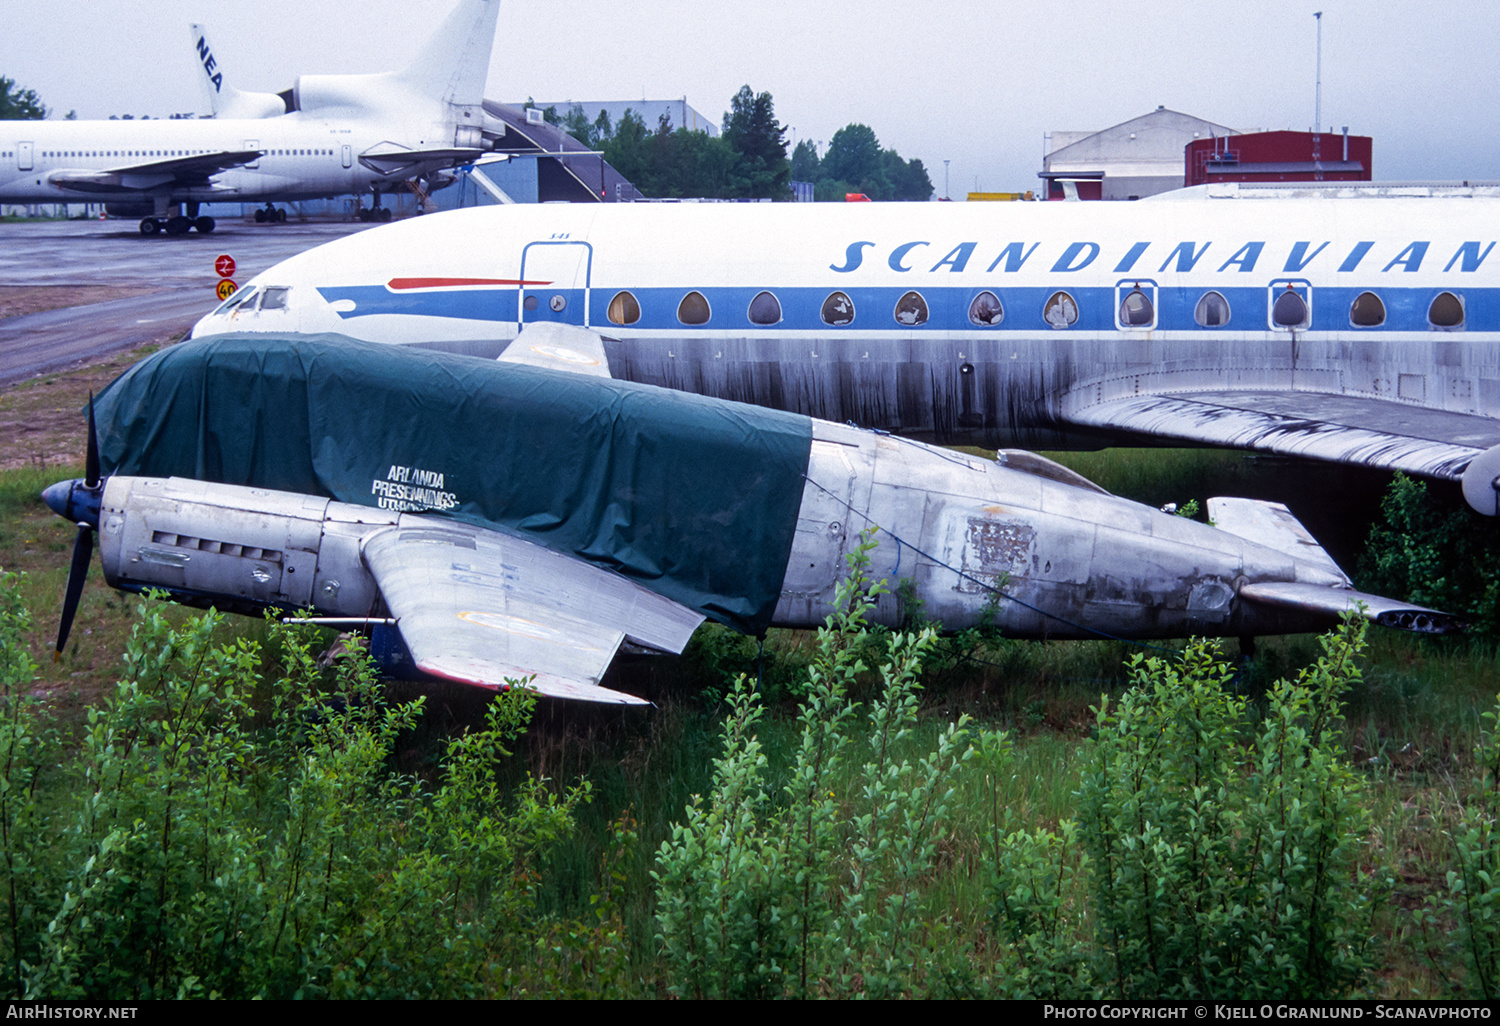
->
[357,146,486,176]
[47,150,265,194]
[1060,389,1500,482]
[497,322,612,377]
[361,520,704,705]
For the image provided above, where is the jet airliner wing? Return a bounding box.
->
[47,149,265,193]
[361,520,704,705]
[1061,389,1500,482]
[497,322,612,377]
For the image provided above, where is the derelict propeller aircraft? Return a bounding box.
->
[189,182,1500,512]
[42,333,1457,705]
[0,0,500,234]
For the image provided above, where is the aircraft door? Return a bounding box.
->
[244,140,259,169]
[341,145,352,169]
[519,241,593,328]
[17,142,32,171]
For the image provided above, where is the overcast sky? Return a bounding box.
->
[6,0,1498,196]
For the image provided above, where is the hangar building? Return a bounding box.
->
[1040,107,1237,200]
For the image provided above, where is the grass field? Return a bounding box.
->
[2,353,1498,997]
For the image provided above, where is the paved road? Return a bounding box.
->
[0,218,379,386]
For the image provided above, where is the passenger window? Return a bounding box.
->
[1272,286,1309,328]
[677,291,711,325]
[1118,284,1154,327]
[893,291,929,326]
[1044,291,1078,328]
[747,291,782,325]
[820,291,855,325]
[1429,291,1465,329]
[607,290,640,325]
[258,287,290,311]
[1194,291,1230,327]
[967,291,1004,326]
[1349,291,1385,327]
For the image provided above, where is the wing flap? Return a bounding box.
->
[362,519,704,704]
[48,150,265,193]
[1063,390,1495,481]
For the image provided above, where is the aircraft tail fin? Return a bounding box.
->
[392,0,500,107]
[1206,497,1348,583]
[189,23,286,119]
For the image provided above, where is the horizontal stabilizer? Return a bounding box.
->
[1239,581,1464,635]
[1207,497,1347,583]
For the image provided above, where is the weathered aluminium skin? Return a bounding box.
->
[190,186,1500,503]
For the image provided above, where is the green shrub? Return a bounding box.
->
[653,535,993,998]
[1425,692,1500,997]
[0,579,620,999]
[1073,620,1382,998]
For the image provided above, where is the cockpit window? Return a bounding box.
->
[1429,291,1465,329]
[677,290,711,325]
[607,290,640,325]
[1272,285,1309,328]
[1349,291,1385,327]
[1194,291,1230,327]
[213,286,257,316]
[820,291,854,325]
[258,287,290,311]
[747,291,782,325]
[1044,291,1078,328]
[893,291,928,326]
[967,291,1004,326]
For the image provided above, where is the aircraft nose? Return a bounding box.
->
[41,479,99,528]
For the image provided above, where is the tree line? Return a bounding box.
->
[551,85,932,202]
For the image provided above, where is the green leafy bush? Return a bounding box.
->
[1073,621,1382,998]
[1425,692,1500,997]
[653,536,994,998]
[1360,473,1500,635]
[0,579,621,999]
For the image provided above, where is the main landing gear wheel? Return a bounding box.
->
[193,216,215,234]
[165,216,192,236]
[138,218,160,236]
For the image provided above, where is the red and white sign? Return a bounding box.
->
[214,254,236,278]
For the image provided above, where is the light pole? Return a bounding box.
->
[943,159,950,201]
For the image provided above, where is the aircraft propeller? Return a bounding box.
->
[41,397,103,661]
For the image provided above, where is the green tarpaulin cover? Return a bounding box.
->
[94,334,813,634]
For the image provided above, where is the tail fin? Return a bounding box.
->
[189,23,286,119]
[392,0,500,106]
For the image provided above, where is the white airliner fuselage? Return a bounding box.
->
[192,183,1500,507]
[0,0,498,233]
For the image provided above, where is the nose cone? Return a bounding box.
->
[41,479,100,528]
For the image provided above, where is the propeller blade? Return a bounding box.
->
[55,524,94,661]
[84,393,99,489]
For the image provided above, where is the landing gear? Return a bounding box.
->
[137,215,216,236]
[254,204,287,224]
[357,206,391,222]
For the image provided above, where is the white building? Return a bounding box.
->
[1041,107,1239,200]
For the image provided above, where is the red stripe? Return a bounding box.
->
[386,277,552,290]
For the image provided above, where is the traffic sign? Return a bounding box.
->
[216,279,238,301]
[214,254,236,278]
